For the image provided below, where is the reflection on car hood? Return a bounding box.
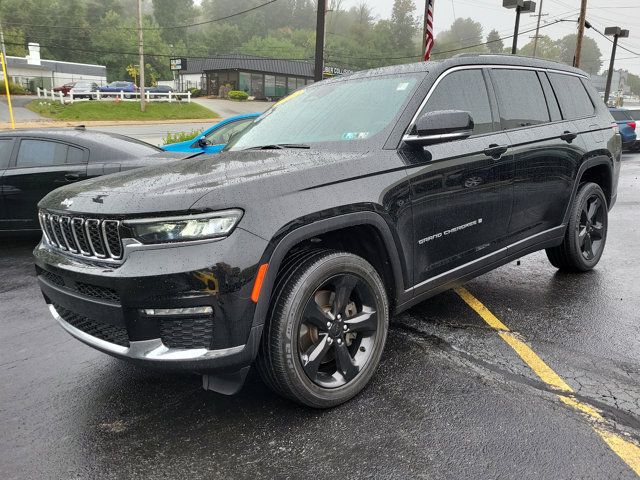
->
[39,150,370,216]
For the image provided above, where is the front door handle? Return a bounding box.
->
[484,144,509,159]
[64,173,80,181]
[560,131,578,143]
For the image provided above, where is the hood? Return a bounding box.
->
[39,149,374,216]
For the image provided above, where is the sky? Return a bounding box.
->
[338,0,640,75]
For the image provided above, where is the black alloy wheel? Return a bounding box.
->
[257,250,389,408]
[298,273,378,388]
[546,182,608,272]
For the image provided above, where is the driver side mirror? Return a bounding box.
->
[404,110,474,146]
[197,136,210,148]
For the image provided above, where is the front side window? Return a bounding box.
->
[422,69,494,135]
[204,119,255,145]
[548,73,595,120]
[228,74,421,150]
[491,69,550,130]
[16,140,68,168]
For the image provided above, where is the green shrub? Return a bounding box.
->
[228,90,249,101]
[0,81,29,95]
[188,87,202,98]
[162,128,204,145]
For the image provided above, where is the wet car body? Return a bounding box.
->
[33,55,621,401]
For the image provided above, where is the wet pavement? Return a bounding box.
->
[1,153,639,479]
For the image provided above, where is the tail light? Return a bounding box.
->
[628,121,637,131]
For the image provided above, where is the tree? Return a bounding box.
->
[389,0,418,52]
[518,35,560,60]
[486,29,504,54]
[556,34,602,75]
[433,18,486,58]
[152,0,195,44]
[629,72,640,97]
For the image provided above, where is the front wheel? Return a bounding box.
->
[546,182,608,272]
[256,250,389,408]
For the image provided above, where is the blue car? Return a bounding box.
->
[162,113,259,154]
[99,81,137,96]
[610,108,638,150]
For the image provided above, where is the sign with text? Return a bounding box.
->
[170,58,187,71]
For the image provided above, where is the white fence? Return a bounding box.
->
[36,88,191,104]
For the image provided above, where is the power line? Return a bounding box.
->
[2,0,280,31]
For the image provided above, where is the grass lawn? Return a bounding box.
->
[26,99,218,121]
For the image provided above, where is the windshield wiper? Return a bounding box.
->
[244,143,311,150]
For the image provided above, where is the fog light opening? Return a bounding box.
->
[142,306,213,316]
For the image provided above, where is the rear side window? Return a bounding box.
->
[0,138,14,169]
[610,110,631,121]
[15,140,85,168]
[491,69,550,130]
[628,110,640,121]
[422,69,494,135]
[548,73,595,120]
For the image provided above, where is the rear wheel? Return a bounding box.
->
[546,182,608,272]
[256,250,388,408]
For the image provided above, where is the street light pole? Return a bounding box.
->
[314,0,326,82]
[603,27,630,105]
[532,0,544,57]
[503,0,536,55]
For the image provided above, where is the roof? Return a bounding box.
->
[182,54,314,78]
[6,56,106,77]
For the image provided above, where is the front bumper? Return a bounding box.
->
[34,227,268,372]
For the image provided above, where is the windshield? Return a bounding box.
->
[227,74,422,151]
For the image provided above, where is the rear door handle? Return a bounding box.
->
[484,144,509,159]
[64,173,80,181]
[560,131,578,143]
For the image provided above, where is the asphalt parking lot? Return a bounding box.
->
[1,152,639,479]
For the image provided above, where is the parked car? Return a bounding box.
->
[52,82,76,96]
[162,113,259,154]
[609,108,637,150]
[0,128,197,232]
[147,85,174,93]
[619,108,640,151]
[99,81,137,98]
[34,55,621,408]
[69,81,99,99]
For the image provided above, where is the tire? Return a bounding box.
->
[256,250,389,408]
[546,182,608,272]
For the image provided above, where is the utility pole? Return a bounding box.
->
[574,0,588,67]
[0,18,15,129]
[603,27,629,105]
[532,0,544,57]
[137,0,146,112]
[314,0,326,82]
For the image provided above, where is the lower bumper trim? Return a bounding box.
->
[51,304,245,362]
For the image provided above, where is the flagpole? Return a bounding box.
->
[423,0,435,61]
[422,0,428,56]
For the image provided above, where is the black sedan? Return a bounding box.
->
[0,128,197,232]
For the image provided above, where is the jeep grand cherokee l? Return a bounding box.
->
[34,56,621,408]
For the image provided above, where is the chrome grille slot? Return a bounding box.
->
[72,218,91,255]
[85,219,106,258]
[40,211,124,262]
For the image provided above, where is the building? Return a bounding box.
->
[1,44,107,91]
[176,54,316,99]
[590,70,630,96]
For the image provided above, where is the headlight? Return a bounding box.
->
[124,210,243,244]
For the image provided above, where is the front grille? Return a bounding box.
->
[42,270,65,287]
[159,317,213,349]
[75,282,120,303]
[54,303,130,347]
[40,211,123,261]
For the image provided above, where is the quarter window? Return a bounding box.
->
[491,69,550,130]
[0,138,13,169]
[422,69,494,135]
[548,73,595,120]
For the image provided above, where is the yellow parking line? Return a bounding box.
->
[455,287,640,477]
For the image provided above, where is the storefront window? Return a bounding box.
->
[251,73,263,98]
[239,72,250,93]
[286,77,297,94]
[296,77,306,90]
[275,76,287,97]
[264,75,276,97]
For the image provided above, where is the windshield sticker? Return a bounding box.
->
[342,132,370,140]
[418,218,483,245]
[396,82,410,91]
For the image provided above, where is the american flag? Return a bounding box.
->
[424,0,435,61]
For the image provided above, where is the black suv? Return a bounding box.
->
[34,56,621,408]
